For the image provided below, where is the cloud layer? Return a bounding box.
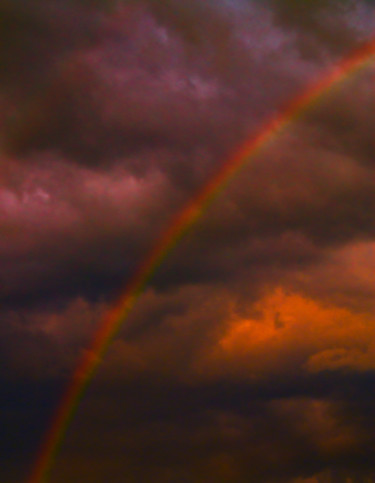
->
[1,1,375,481]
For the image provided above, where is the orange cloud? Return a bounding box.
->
[195,287,375,380]
[98,282,375,386]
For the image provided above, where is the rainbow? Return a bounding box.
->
[29,39,375,482]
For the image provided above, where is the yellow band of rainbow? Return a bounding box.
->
[29,39,375,483]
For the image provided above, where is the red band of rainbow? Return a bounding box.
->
[29,39,375,483]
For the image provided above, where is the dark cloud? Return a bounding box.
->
[1,1,375,481]
[0,379,63,483]
[44,373,375,482]
[2,60,374,309]
[269,0,374,58]
[4,0,362,166]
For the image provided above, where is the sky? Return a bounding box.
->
[1,1,375,482]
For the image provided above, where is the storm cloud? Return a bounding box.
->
[1,1,375,482]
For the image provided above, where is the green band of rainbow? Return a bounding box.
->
[29,39,375,483]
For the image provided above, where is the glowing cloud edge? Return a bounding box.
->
[29,39,375,483]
